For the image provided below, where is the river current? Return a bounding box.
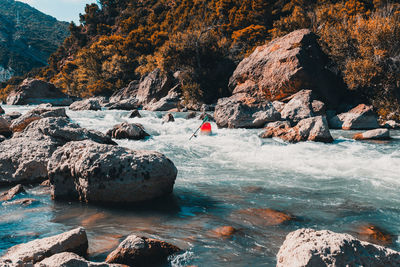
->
[1,105,399,266]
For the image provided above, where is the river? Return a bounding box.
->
[1,105,399,266]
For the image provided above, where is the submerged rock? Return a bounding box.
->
[6,78,73,106]
[214,96,281,128]
[229,29,345,107]
[0,117,114,185]
[356,224,393,246]
[211,226,237,238]
[329,104,379,130]
[69,98,102,111]
[105,235,180,267]
[1,227,88,266]
[106,122,149,140]
[260,116,333,143]
[276,228,400,267]
[48,140,178,203]
[234,208,294,226]
[353,128,391,140]
[35,252,124,267]
[0,184,25,201]
[162,113,175,123]
[10,106,68,132]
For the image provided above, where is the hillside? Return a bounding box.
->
[2,0,400,119]
[0,0,69,82]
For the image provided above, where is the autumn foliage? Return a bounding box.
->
[1,0,399,118]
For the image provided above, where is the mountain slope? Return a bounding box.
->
[0,0,69,81]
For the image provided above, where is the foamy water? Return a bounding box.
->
[1,105,399,266]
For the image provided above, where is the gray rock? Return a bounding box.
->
[0,117,115,185]
[199,112,215,122]
[201,104,215,112]
[136,69,174,105]
[162,113,175,123]
[280,90,326,124]
[185,112,197,120]
[0,184,25,201]
[48,140,178,203]
[3,198,38,206]
[214,96,281,128]
[1,227,88,266]
[35,252,124,267]
[107,98,139,110]
[10,106,68,133]
[105,235,180,266]
[6,78,73,106]
[69,98,102,111]
[329,104,379,130]
[0,135,5,142]
[260,116,333,143]
[272,101,285,112]
[0,106,4,114]
[2,111,22,122]
[382,120,400,129]
[353,128,391,140]
[0,117,11,137]
[110,80,139,103]
[106,122,149,140]
[276,228,400,267]
[129,109,142,118]
[143,86,180,111]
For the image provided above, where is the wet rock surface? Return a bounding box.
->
[329,104,379,130]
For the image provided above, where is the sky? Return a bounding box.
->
[17,0,97,23]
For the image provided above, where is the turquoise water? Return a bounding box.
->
[1,105,400,266]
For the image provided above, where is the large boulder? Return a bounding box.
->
[143,86,180,111]
[1,227,88,266]
[280,90,326,124]
[329,104,379,130]
[276,228,400,267]
[353,128,391,140]
[10,106,68,132]
[0,117,115,185]
[69,98,102,111]
[48,140,178,203]
[106,122,149,140]
[6,78,73,106]
[35,252,124,267]
[214,95,281,128]
[110,80,139,103]
[136,69,175,105]
[105,235,180,267]
[229,29,345,107]
[260,116,333,143]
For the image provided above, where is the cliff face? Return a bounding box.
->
[0,0,69,82]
